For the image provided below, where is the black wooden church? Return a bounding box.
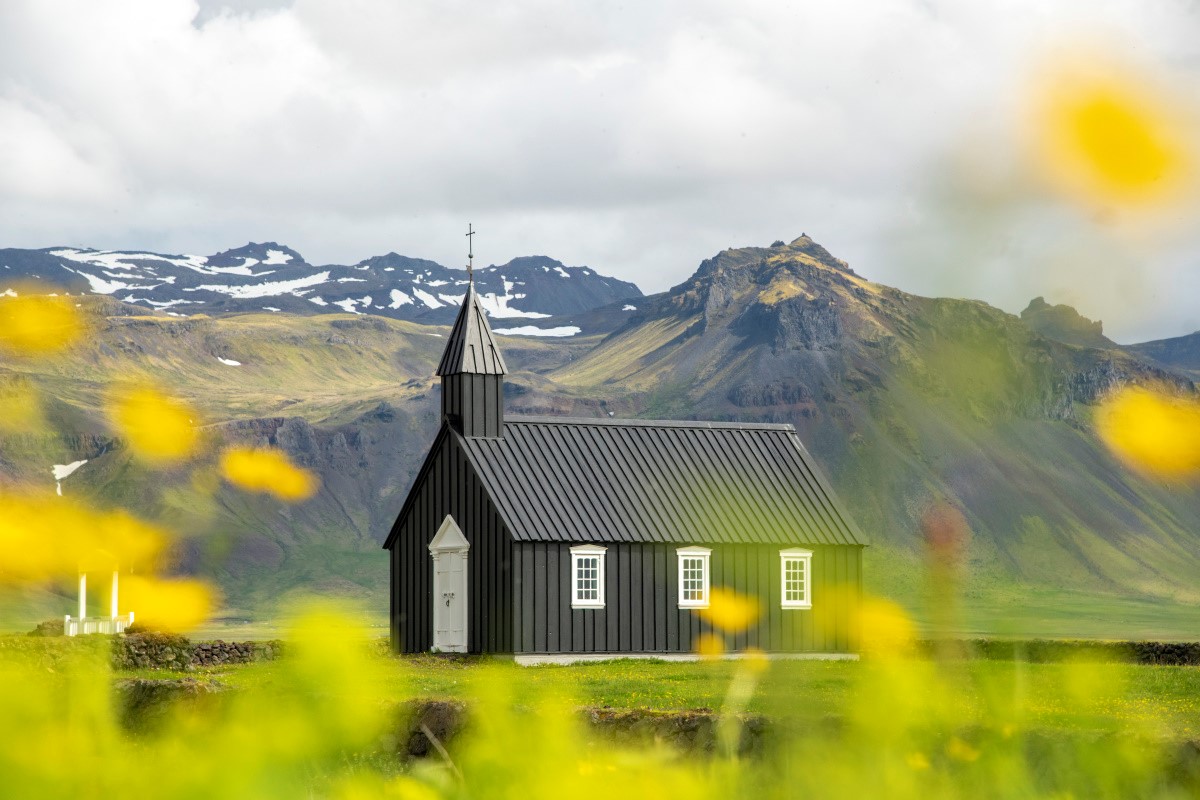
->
[384,286,867,659]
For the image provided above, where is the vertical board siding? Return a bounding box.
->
[388,433,514,654]
[512,542,863,654]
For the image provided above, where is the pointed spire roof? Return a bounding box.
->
[436,285,508,376]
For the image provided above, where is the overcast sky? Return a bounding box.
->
[2,0,1199,342]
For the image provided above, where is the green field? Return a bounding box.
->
[125,650,1200,741]
[6,613,1200,799]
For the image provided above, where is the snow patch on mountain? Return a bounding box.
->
[475,291,551,319]
[52,459,88,496]
[218,357,242,366]
[263,249,293,265]
[121,295,197,309]
[412,289,444,309]
[389,289,413,308]
[51,248,267,277]
[71,269,136,295]
[186,271,330,299]
[493,325,580,337]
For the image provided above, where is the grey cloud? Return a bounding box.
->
[2,0,1199,342]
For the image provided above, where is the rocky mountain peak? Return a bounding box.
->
[207,242,306,268]
[1020,297,1113,349]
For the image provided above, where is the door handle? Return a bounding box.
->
[444,592,454,607]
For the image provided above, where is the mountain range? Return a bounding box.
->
[0,242,642,332]
[1,235,1197,637]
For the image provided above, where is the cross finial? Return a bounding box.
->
[466,223,475,285]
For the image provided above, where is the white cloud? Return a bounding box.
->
[1,0,1199,340]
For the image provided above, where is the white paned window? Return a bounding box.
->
[780,548,812,609]
[570,545,607,609]
[676,546,712,608]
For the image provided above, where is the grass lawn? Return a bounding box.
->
[133,654,1200,742]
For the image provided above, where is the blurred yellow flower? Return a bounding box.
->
[121,574,215,633]
[698,587,760,634]
[1096,385,1200,480]
[857,596,917,658]
[695,632,726,657]
[220,447,318,502]
[906,752,931,770]
[739,647,770,675]
[0,293,85,354]
[1031,61,1191,207]
[108,385,201,463]
[946,737,980,762]
[0,491,166,583]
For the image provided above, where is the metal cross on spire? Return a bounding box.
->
[465,223,476,285]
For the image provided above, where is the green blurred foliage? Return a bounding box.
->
[2,606,1198,799]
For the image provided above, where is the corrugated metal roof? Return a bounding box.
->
[455,416,867,546]
[436,286,508,376]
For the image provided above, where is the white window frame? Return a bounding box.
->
[780,548,812,609]
[676,546,712,609]
[570,545,607,609]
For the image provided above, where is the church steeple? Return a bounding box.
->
[437,284,507,437]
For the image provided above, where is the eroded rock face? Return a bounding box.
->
[396,700,471,759]
[390,700,768,760]
[1020,297,1113,350]
[736,294,842,353]
[114,677,225,733]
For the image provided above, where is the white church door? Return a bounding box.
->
[429,515,470,653]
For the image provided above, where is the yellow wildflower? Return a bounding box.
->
[121,574,216,633]
[857,596,917,658]
[108,384,202,463]
[695,632,726,658]
[0,293,85,355]
[220,447,318,502]
[1096,385,1200,480]
[698,587,760,634]
[946,737,980,762]
[0,491,166,583]
[1030,59,1191,207]
[906,752,931,770]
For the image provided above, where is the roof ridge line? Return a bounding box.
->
[503,415,795,432]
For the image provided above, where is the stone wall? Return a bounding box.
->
[111,633,284,671]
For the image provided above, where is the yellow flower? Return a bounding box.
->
[0,293,85,355]
[1030,59,1191,207]
[946,737,980,762]
[698,587,760,634]
[740,647,770,675]
[694,632,726,657]
[857,596,917,658]
[1096,385,1200,480]
[220,447,318,502]
[906,752,931,770]
[0,491,166,583]
[108,384,201,463]
[121,574,216,633]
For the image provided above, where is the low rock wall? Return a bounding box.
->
[112,633,284,670]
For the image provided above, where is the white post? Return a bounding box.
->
[111,571,119,619]
[78,573,86,621]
